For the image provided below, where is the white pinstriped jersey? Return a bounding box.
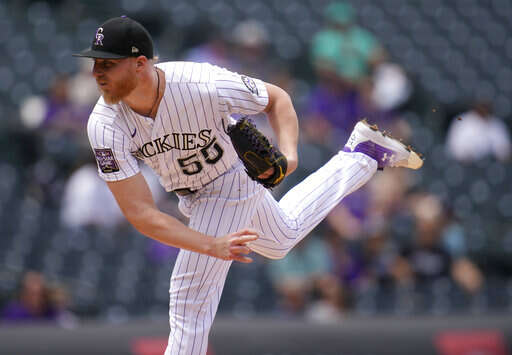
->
[87,61,269,191]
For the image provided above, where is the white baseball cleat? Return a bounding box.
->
[343,119,424,170]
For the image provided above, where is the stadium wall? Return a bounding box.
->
[0,315,510,355]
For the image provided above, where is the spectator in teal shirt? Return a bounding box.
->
[311,2,386,87]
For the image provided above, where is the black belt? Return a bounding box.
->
[173,188,197,196]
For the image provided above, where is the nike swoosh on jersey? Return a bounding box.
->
[131,128,137,137]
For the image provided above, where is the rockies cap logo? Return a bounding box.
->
[94,27,104,46]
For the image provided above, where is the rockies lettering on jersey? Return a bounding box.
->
[87,61,269,191]
[133,129,213,159]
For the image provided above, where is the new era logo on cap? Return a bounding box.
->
[73,16,154,59]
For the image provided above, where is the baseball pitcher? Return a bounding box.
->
[74,16,422,355]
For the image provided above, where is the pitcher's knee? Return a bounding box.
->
[263,246,292,260]
[250,236,299,260]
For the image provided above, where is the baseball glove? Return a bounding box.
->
[227,117,287,188]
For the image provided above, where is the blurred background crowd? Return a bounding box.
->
[0,0,511,327]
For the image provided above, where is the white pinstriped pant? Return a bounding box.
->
[164,151,377,355]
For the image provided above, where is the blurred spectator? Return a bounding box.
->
[305,274,346,323]
[357,77,412,136]
[308,1,412,144]
[1,271,56,323]
[304,63,361,142]
[305,56,408,145]
[19,74,90,135]
[304,74,406,143]
[394,194,484,294]
[68,58,101,108]
[311,1,386,88]
[40,74,90,136]
[371,62,413,112]
[1,271,78,326]
[326,197,366,241]
[230,20,287,85]
[358,223,403,288]
[60,161,167,229]
[326,181,375,244]
[267,233,343,320]
[46,282,79,329]
[19,74,93,188]
[324,226,365,289]
[446,100,511,162]
[366,169,412,222]
[183,25,235,70]
[60,161,125,229]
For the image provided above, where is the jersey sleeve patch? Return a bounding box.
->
[241,75,259,95]
[94,148,120,173]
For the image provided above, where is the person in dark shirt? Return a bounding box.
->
[1,271,57,323]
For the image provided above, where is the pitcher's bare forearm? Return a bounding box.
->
[264,82,299,175]
[128,204,211,253]
[107,173,258,262]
